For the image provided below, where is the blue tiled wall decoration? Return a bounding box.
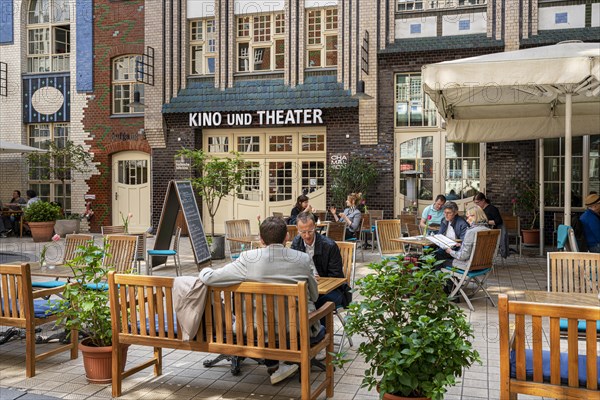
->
[23,74,71,123]
[410,24,422,34]
[76,0,94,92]
[0,0,14,44]
[459,20,471,31]
[555,12,568,24]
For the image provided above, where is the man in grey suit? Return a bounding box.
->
[199,216,320,385]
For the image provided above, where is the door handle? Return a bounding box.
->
[115,192,118,200]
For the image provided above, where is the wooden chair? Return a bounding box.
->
[101,225,125,235]
[0,263,78,377]
[405,223,421,237]
[398,214,418,234]
[225,219,251,259]
[358,213,371,261]
[313,210,327,223]
[146,227,182,276]
[498,294,599,400]
[272,211,284,218]
[335,241,356,353]
[374,219,404,260]
[547,252,599,294]
[31,234,95,289]
[287,225,298,242]
[104,235,138,273]
[325,222,346,242]
[130,232,148,274]
[502,215,522,256]
[367,210,384,252]
[442,229,501,311]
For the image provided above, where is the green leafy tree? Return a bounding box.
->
[339,256,480,399]
[176,149,245,236]
[27,140,92,214]
[328,157,378,208]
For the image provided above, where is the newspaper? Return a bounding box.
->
[425,234,458,250]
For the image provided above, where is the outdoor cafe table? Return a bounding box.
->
[521,290,599,307]
[317,277,346,295]
[28,262,74,279]
[227,235,262,248]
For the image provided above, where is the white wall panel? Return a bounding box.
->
[188,0,215,18]
[395,16,437,39]
[305,0,338,8]
[442,12,487,36]
[593,4,600,28]
[539,5,585,30]
[234,1,285,15]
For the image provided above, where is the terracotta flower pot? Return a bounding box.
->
[382,394,430,400]
[28,221,56,242]
[521,229,540,247]
[79,338,129,384]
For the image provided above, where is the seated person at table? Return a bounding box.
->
[0,200,8,237]
[329,192,362,240]
[292,211,350,311]
[473,192,503,229]
[441,205,490,268]
[420,194,446,234]
[434,202,469,262]
[199,216,320,385]
[580,193,600,253]
[26,189,41,207]
[288,194,313,225]
[9,190,27,209]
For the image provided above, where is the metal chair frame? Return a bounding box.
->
[146,227,182,276]
[334,241,356,354]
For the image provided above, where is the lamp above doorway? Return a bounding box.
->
[129,91,146,109]
[352,80,373,100]
[351,30,373,100]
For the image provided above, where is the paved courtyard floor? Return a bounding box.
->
[0,234,559,399]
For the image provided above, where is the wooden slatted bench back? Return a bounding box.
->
[498,294,599,399]
[108,272,334,399]
[548,252,600,294]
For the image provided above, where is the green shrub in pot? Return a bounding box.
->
[340,256,480,399]
[23,201,62,222]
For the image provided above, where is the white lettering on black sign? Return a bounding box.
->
[189,109,324,127]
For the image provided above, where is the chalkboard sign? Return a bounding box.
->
[153,180,211,268]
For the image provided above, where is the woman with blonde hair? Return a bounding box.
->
[442,205,490,268]
[329,192,362,240]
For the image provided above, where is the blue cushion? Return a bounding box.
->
[1,299,61,318]
[559,318,600,333]
[510,348,600,387]
[31,280,67,288]
[135,314,179,336]
[452,267,491,278]
[147,250,177,256]
[33,299,61,318]
[83,282,109,291]
[556,225,570,250]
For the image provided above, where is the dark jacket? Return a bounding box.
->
[288,206,302,225]
[291,233,352,306]
[439,215,469,240]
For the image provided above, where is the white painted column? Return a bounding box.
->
[564,93,572,226]
[538,138,544,256]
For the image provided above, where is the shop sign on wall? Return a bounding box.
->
[189,109,323,127]
[330,153,348,169]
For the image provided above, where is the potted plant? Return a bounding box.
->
[53,239,129,383]
[27,140,92,234]
[510,178,542,246]
[328,156,378,211]
[23,201,62,242]
[339,257,480,400]
[176,149,245,259]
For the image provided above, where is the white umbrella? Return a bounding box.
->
[422,41,600,251]
[0,140,48,154]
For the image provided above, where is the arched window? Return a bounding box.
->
[27,0,70,73]
[112,55,144,114]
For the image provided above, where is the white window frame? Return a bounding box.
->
[397,0,486,11]
[27,122,72,211]
[112,55,144,115]
[236,13,285,73]
[189,18,216,75]
[27,0,70,73]
[395,73,438,128]
[306,8,338,69]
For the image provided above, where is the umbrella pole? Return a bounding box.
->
[564,93,572,227]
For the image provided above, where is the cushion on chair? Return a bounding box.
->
[83,282,109,291]
[147,250,177,256]
[31,280,67,288]
[1,299,61,318]
[510,349,600,387]
[559,318,600,333]
[33,299,61,318]
[451,267,492,278]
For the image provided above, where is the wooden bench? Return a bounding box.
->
[498,294,599,399]
[108,272,335,399]
[0,263,78,377]
[547,252,599,294]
